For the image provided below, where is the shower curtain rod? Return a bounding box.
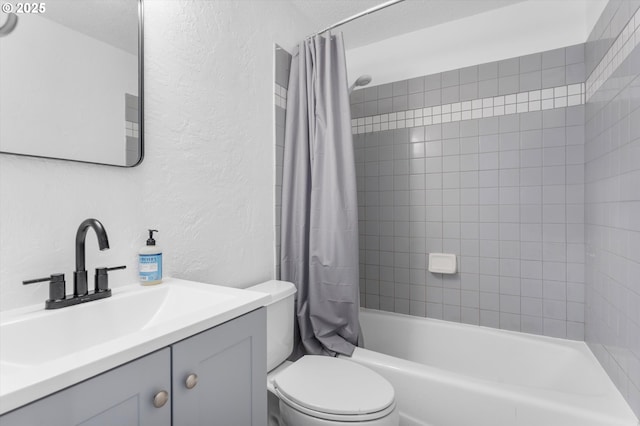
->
[307,0,406,38]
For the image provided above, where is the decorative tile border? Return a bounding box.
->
[351,83,585,134]
[274,83,288,108]
[586,7,640,100]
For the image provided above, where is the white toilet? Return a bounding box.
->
[248,280,399,426]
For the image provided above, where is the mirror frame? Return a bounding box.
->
[0,0,144,167]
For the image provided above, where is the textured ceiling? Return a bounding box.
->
[33,1,524,54]
[40,0,138,54]
[288,0,526,49]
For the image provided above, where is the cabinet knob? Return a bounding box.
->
[185,373,198,389]
[153,390,169,408]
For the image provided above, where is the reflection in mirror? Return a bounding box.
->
[0,0,143,167]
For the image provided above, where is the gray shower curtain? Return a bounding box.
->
[280,32,360,357]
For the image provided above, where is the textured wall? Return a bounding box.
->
[585,0,640,417]
[0,0,312,312]
[352,46,588,340]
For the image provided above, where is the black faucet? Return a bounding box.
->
[23,218,126,309]
[74,218,110,297]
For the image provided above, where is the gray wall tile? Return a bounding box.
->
[565,44,584,65]
[364,100,378,116]
[542,67,565,88]
[348,45,588,361]
[424,89,441,107]
[460,82,478,101]
[499,115,520,133]
[585,2,640,416]
[478,79,498,98]
[542,48,565,69]
[351,89,364,104]
[479,61,498,80]
[520,111,542,130]
[378,83,393,99]
[351,103,364,119]
[460,120,479,137]
[566,63,585,84]
[442,86,460,103]
[408,76,424,94]
[364,86,378,102]
[408,92,424,109]
[498,75,519,95]
[520,53,541,73]
[543,109,566,128]
[442,69,460,87]
[378,98,393,114]
[358,109,584,339]
[393,80,408,96]
[460,65,479,84]
[393,95,408,112]
[520,71,541,91]
[425,73,441,90]
[499,57,519,76]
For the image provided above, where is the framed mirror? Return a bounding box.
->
[0,0,143,167]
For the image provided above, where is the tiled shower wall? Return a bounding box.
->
[352,45,587,340]
[274,45,291,279]
[585,0,640,417]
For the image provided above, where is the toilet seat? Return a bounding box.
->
[273,355,396,422]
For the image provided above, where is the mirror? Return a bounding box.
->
[0,0,143,167]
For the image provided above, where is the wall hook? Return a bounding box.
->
[0,13,18,37]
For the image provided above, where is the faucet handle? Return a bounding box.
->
[23,273,66,302]
[105,265,127,272]
[95,265,126,293]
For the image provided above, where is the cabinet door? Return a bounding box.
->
[0,348,171,426]
[172,308,266,426]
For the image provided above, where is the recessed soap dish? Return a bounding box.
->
[428,253,457,274]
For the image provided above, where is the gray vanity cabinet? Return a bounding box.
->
[172,307,267,425]
[0,348,172,426]
[0,308,266,426]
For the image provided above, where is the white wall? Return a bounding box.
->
[346,0,608,86]
[0,0,312,311]
[0,14,137,165]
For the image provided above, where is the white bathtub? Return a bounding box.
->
[342,309,638,426]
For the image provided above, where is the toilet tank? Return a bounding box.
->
[247,280,296,372]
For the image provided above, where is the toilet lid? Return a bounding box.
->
[273,355,395,417]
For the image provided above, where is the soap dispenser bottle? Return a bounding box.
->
[139,229,162,285]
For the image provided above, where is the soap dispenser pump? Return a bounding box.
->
[139,229,162,285]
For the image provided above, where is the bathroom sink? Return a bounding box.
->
[0,278,269,414]
[2,282,233,366]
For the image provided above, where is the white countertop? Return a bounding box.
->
[0,278,270,415]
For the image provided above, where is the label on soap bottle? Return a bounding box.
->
[139,253,162,282]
